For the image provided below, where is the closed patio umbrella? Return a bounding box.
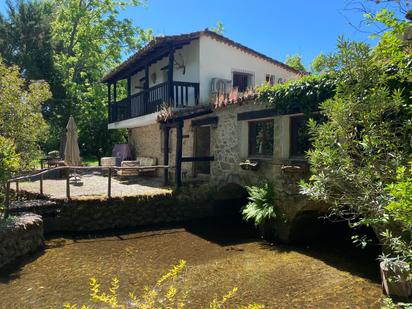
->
[64,116,81,166]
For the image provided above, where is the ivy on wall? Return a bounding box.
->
[257,74,336,115]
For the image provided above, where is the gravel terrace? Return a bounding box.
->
[18,172,170,199]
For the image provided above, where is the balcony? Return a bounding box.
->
[108,81,199,124]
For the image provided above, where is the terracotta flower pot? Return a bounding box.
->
[380,261,412,301]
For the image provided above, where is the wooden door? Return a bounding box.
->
[194,126,211,175]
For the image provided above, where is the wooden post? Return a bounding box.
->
[66,167,70,200]
[144,64,149,114]
[168,47,174,106]
[4,181,10,218]
[175,121,183,187]
[40,174,44,195]
[113,81,117,122]
[163,126,170,186]
[108,167,112,198]
[15,181,19,200]
[127,76,132,118]
[108,83,111,122]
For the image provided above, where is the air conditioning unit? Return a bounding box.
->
[211,78,232,94]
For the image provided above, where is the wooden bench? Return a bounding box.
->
[117,157,158,178]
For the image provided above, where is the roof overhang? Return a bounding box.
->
[102,30,306,84]
[108,112,159,129]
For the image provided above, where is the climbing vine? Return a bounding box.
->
[257,74,336,115]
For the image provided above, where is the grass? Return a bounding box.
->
[31,154,99,169]
[81,155,99,166]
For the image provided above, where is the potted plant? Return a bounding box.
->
[239,159,260,171]
[241,182,277,240]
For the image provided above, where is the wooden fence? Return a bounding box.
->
[4,165,169,218]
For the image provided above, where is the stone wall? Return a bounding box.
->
[129,123,163,169]
[43,184,221,233]
[128,119,195,179]
[0,213,44,269]
[127,101,327,242]
[199,102,326,241]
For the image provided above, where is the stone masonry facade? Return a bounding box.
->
[128,101,326,241]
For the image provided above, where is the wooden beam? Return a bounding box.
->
[191,116,218,127]
[5,181,10,218]
[110,41,194,82]
[108,83,111,122]
[168,47,174,106]
[163,126,170,186]
[66,169,71,201]
[144,65,149,114]
[127,76,131,118]
[160,122,179,129]
[181,156,214,162]
[237,108,276,121]
[108,167,112,198]
[113,81,117,104]
[112,82,118,122]
[175,121,183,187]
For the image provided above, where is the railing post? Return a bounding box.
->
[144,64,149,114]
[40,174,44,195]
[108,167,112,199]
[15,181,19,200]
[127,76,132,118]
[66,167,70,200]
[4,181,10,218]
[168,47,174,107]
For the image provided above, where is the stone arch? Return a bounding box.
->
[288,210,347,244]
[288,210,380,246]
[213,183,249,217]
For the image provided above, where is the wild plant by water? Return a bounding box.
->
[64,260,264,308]
[242,183,276,227]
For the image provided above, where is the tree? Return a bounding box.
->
[0,57,51,205]
[0,57,51,163]
[285,54,306,72]
[310,53,329,74]
[0,0,71,153]
[51,0,153,155]
[0,0,54,81]
[300,9,412,273]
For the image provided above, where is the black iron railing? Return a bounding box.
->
[109,81,199,123]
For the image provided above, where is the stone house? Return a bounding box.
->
[102,30,304,180]
[102,30,323,241]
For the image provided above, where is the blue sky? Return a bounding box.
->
[120,0,384,69]
[0,0,397,69]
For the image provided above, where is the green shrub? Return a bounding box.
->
[379,163,412,279]
[386,164,412,229]
[242,183,276,226]
[0,136,20,210]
